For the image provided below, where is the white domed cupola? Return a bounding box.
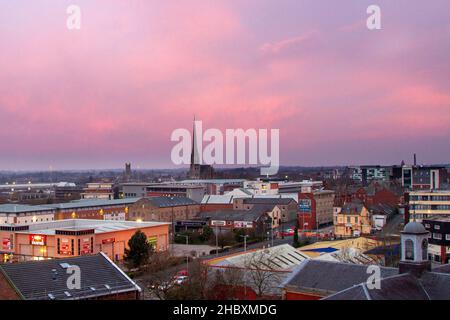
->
[399,221,431,276]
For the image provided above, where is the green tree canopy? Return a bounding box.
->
[124,230,153,269]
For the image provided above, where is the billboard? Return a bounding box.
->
[80,238,91,255]
[2,238,11,250]
[298,199,312,213]
[233,221,253,229]
[29,235,46,246]
[211,220,226,227]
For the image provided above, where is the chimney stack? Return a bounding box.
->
[414,153,417,166]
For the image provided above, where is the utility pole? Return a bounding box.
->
[215,225,219,256]
[239,234,249,298]
[240,234,249,253]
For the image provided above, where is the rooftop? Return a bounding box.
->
[208,244,309,271]
[0,253,140,300]
[46,198,142,210]
[0,204,55,214]
[282,260,398,296]
[199,204,275,221]
[0,198,143,214]
[148,196,198,208]
[325,271,450,300]
[11,219,169,235]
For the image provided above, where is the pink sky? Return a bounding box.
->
[0,0,450,170]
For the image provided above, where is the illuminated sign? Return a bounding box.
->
[102,238,115,244]
[80,238,91,255]
[29,235,46,246]
[147,236,157,248]
[233,221,253,229]
[298,199,312,213]
[2,238,11,250]
[211,220,226,227]
[59,238,71,255]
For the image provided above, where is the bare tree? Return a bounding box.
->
[243,249,284,298]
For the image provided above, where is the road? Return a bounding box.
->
[379,213,404,237]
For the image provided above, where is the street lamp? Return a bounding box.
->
[239,234,249,253]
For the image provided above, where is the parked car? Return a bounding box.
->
[174,275,188,285]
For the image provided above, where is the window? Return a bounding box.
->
[405,239,414,260]
[433,233,442,240]
[446,234,450,241]
[435,225,441,230]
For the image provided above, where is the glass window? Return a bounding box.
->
[405,239,414,260]
[433,233,442,240]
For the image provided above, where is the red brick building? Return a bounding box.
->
[297,190,335,230]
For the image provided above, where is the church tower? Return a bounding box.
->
[399,221,431,277]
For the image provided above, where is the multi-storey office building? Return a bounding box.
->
[423,217,450,264]
[406,190,450,222]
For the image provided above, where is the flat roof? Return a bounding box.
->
[0,198,143,214]
[0,204,55,214]
[43,198,142,210]
[180,179,246,184]
[13,219,170,235]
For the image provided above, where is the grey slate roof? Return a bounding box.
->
[289,260,450,300]
[339,201,366,215]
[431,263,450,274]
[282,259,398,296]
[0,253,140,300]
[46,198,142,210]
[242,198,295,205]
[0,204,55,214]
[148,196,198,208]
[200,204,275,222]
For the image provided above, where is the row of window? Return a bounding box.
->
[411,205,450,210]
[429,233,450,241]
[410,195,450,201]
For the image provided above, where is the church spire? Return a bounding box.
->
[191,116,200,165]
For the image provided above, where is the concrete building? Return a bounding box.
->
[54,182,83,201]
[278,180,323,194]
[423,217,450,264]
[0,219,169,263]
[401,165,447,190]
[0,198,146,225]
[81,183,115,200]
[0,204,56,225]
[348,166,390,185]
[146,184,205,202]
[180,179,245,195]
[242,180,279,195]
[406,190,450,222]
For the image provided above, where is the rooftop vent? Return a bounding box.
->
[48,293,55,300]
[104,284,111,290]
[59,263,71,269]
[64,291,71,297]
